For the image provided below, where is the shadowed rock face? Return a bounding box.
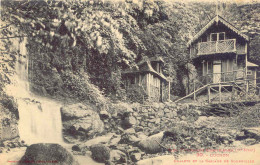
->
[60,103,104,140]
[19,143,79,165]
[0,102,19,141]
[137,132,164,154]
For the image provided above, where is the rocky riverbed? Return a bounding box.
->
[1,102,259,165]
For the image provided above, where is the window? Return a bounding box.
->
[219,32,225,40]
[210,32,225,41]
[211,33,218,41]
[247,70,252,75]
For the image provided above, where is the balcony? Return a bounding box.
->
[199,69,245,85]
[198,39,236,55]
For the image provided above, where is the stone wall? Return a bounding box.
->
[103,102,200,136]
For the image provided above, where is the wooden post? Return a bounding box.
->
[193,80,196,100]
[147,74,150,100]
[168,80,171,101]
[234,39,236,51]
[208,85,211,103]
[187,63,190,94]
[207,61,209,75]
[245,42,249,95]
[198,43,200,54]
[231,83,234,102]
[219,83,222,103]
[216,41,218,52]
[246,80,249,100]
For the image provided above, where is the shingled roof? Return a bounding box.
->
[123,57,167,81]
[187,15,249,46]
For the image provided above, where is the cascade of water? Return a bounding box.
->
[5,38,63,144]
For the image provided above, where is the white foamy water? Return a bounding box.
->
[5,38,63,145]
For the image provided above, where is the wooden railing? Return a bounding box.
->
[198,39,236,55]
[199,70,245,85]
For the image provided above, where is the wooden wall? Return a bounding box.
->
[124,73,163,102]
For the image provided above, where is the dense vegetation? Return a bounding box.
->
[1,0,259,103]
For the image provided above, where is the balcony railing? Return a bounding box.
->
[199,69,245,85]
[198,39,236,55]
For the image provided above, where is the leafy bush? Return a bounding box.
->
[61,71,107,105]
[126,85,148,103]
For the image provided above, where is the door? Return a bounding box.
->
[213,64,221,83]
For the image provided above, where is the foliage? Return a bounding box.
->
[1,0,259,100]
[126,84,148,103]
[1,0,145,101]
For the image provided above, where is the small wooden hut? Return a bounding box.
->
[122,56,169,102]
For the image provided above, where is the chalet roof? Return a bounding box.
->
[123,58,167,81]
[188,15,249,46]
[247,61,259,67]
[137,56,164,66]
[150,56,165,63]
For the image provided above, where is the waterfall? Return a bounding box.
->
[5,38,63,145]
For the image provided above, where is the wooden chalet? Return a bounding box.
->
[178,15,260,104]
[122,56,170,102]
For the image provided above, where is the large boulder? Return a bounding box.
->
[60,103,104,138]
[89,144,110,163]
[137,132,164,154]
[19,143,79,165]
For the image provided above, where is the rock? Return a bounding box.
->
[130,153,141,162]
[9,142,16,148]
[120,134,141,144]
[243,128,260,140]
[90,144,110,163]
[124,128,135,134]
[72,145,81,152]
[164,108,170,113]
[128,135,141,143]
[157,110,164,117]
[110,150,127,164]
[136,155,174,165]
[155,118,161,124]
[136,132,148,140]
[19,143,79,165]
[137,132,164,154]
[109,136,121,147]
[100,110,110,119]
[61,103,93,120]
[243,138,257,145]
[111,103,133,116]
[0,103,19,141]
[122,116,136,129]
[83,133,115,147]
[60,104,104,138]
[135,126,144,132]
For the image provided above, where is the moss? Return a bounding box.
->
[0,95,19,119]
